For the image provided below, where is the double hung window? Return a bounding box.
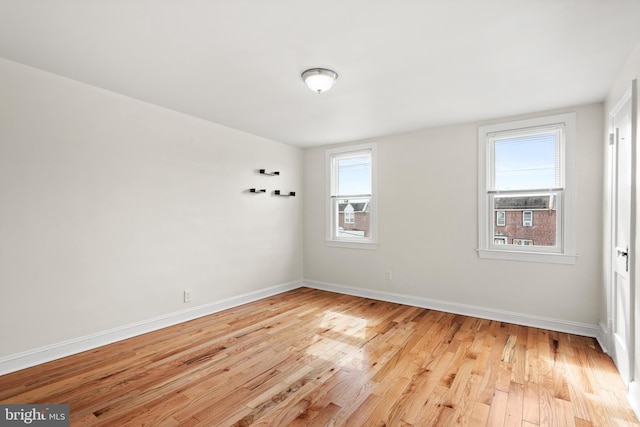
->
[326,143,377,248]
[477,113,576,264]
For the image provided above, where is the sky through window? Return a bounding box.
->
[337,155,371,195]
[494,133,558,190]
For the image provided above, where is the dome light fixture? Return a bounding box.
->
[301,68,338,93]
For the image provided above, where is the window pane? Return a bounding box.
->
[492,193,557,247]
[494,133,559,190]
[337,154,371,195]
[335,197,370,239]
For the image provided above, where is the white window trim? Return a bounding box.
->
[477,113,577,264]
[496,210,506,226]
[326,142,378,249]
[522,210,533,227]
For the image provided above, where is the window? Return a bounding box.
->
[326,143,378,248]
[344,205,355,224]
[513,238,534,246]
[477,113,576,264]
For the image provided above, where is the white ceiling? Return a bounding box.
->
[1,1,640,148]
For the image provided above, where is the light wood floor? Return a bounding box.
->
[1,288,638,426]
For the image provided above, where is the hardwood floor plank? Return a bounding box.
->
[414,384,452,427]
[523,381,540,425]
[504,381,524,427]
[448,370,482,426]
[574,418,594,427]
[468,401,491,427]
[397,349,454,425]
[477,324,510,405]
[555,396,577,427]
[486,389,509,426]
[357,376,412,426]
[511,343,527,385]
[0,288,637,427]
[290,402,342,427]
[538,368,557,426]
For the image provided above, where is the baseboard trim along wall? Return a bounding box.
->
[630,382,640,422]
[1,279,602,376]
[0,281,302,376]
[597,321,613,355]
[303,280,600,338]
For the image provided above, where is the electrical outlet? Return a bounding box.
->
[385,271,393,281]
[184,289,192,303]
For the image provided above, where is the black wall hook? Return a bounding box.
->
[250,188,266,193]
[259,169,280,176]
[274,190,296,197]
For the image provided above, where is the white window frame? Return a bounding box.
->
[522,211,533,227]
[326,143,378,249]
[496,210,506,226]
[477,113,576,264]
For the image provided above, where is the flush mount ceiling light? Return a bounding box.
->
[301,68,338,93]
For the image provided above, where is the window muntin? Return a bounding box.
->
[477,113,576,264]
[326,143,377,248]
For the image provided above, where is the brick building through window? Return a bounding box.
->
[337,201,370,238]
[493,195,556,246]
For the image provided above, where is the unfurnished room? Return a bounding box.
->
[2,1,640,426]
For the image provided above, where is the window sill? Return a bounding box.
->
[477,249,577,264]
[326,240,378,250]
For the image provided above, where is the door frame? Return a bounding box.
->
[607,79,637,386]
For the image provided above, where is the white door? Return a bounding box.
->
[610,83,635,384]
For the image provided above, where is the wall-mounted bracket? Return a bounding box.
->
[250,188,266,193]
[274,190,296,197]
[259,169,280,176]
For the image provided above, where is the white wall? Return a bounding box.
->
[0,58,303,357]
[304,103,604,326]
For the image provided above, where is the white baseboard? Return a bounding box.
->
[303,279,600,338]
[629,382,640,421]
[597,321,612,354]
[0,280,302,376]
[0,279,603,376]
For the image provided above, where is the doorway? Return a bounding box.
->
[609,80,637,385]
